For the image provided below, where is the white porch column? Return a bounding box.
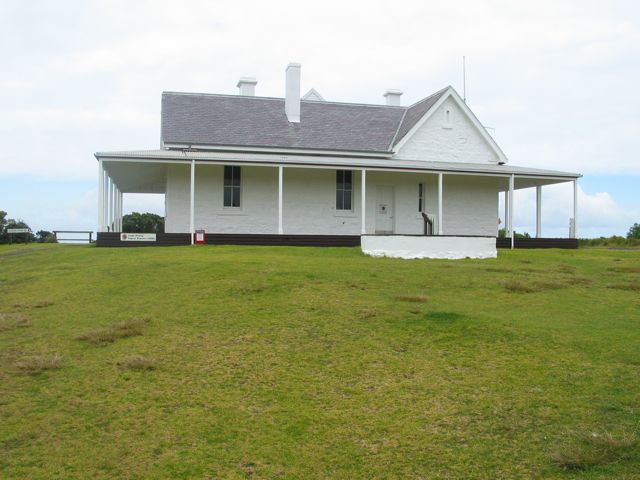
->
[115,187,121,231]
[572,179,578,239]
[509,174,514,249]
[361,169,366,235]
[504,191,510,235]
[536,185,542,238]
[190,159,195,244]
[98,160,104,232]
[119,190,123,231]
[113,185,117,231]
[437,173,443,235]
[278,166,283,234]
[103,168,109,232]
[108,178,114,232]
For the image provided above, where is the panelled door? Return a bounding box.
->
[375,185,394,234]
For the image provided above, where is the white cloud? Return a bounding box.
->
[504,184,638,238]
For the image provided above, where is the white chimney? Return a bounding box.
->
[383,89,403,106]
[285,63,301,123]
[237,77,257,96]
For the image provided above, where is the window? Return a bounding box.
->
[336,170,352,210]
[223,166,241,207]
[418,183,424,212]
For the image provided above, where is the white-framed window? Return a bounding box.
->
[336,170,353,210]
[418,183,425,212]
[223,166,241,208]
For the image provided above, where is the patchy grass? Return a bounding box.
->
[503,279,566,293]
[608,266,640,273]
[76,318,148,345]
[117,355,156,371]
[1,243,640,479]
[607,282,640,292]
[0,313,31,332]
[12,300,54,309]
[551,431,638,471]
[15,354,63,374]
[569,276,593,286]
[394,294,428,303]
[424,311,464,321]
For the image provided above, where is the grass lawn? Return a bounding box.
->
[1,244,639,479]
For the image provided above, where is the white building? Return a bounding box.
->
[95,63,580,258]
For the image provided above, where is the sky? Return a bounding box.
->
[0,0,639,238]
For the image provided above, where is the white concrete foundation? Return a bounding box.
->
[361,235,497,260]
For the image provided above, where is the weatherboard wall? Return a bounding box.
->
[164,165,499,236]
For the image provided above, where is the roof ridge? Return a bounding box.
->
[162,91,407,109]
[388,108,408,150]
[405,86,451,108]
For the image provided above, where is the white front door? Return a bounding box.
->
[375,185,394,234]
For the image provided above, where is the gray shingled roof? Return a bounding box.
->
[161,89,448,153]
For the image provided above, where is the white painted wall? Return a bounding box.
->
[164,165,500,236]
[442,175,501,236]
[361,235,497,259]
[397,96,500,164]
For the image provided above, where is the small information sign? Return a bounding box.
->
[120,233,157,242]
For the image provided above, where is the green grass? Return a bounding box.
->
[1,243,639,479]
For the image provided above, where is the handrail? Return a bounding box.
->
[421,213,434,236]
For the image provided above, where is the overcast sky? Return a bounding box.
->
[1,0,639,238]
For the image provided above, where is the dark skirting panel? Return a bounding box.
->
[496,237,578,249]
[96,232,191,247]
[205,234,361,247]
[97,233,576,249]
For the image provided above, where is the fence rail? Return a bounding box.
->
[53,231,93,243]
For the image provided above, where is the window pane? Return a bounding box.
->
[344,191,352,210]
[336,170,343,189]
[232,187,241,207]
[224,166,232,185]
[223,187,232,206]
[344,170,352,189]
[336,190,343,210]
[232,166,241,187]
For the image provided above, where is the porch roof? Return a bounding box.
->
[96,148,580,185]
